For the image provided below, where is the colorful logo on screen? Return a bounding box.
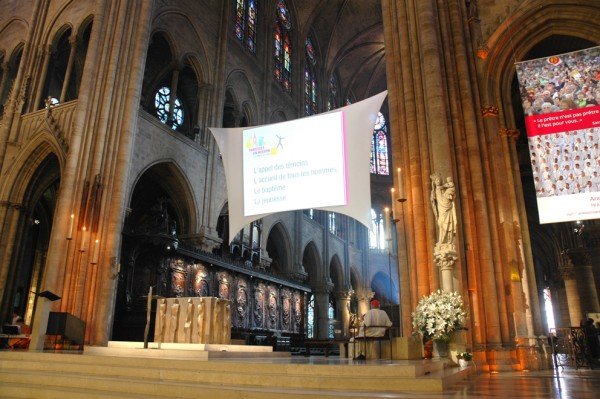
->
[245,134,279,157]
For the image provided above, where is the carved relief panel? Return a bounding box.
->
[217,271,231,300]
[192,264,210,297]
[169,258,187,297]
[267,285,279,330]
[281,289,291,332]
[292,291,303,333]
[253,282,266,329]
[234,278,248,329]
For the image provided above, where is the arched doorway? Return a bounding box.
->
[1,154,60,326]
[112,162,194,341]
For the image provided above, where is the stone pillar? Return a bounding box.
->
[334,291,352,338]
[313,288,331,340]
[558,259,581,327]
[166,69,180,126]
[566,248,600,316]
[59,35,78,103]
[32,44,52,110]
[0,63,9,101]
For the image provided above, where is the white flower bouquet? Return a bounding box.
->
[412,289,467,341]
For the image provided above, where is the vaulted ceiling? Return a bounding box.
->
[289,0,386,101]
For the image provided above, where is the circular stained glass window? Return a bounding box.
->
[154,86,183,130]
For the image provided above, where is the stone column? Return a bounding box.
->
[558,258,581,327]
[0,63,10,101]
[566,248,600,315]
[166,69,180,126]
[32,44,52,110]
[59,35,78,103]
[357,290,374,318]
[334,291,352,338]
[313,288,331,340]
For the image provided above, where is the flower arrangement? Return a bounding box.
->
[412,290,467,341]
[456,351,473,361]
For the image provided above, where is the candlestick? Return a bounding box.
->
[397,167,406,200]
[384,207,391,242]
[390,188,396,219]
[80,226,87,252]
[67,214,74,240]
[91,239,99,264]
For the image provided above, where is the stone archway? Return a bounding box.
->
[0,154,60,326]
[112,161,196,341]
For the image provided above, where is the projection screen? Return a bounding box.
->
[210,91,388,242]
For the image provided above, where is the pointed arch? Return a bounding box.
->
[127,160,198,235]
[265,222,292,275]
[302,241,321,284]
[329,254,344,290]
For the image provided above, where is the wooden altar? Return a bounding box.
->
[153,297,231,344]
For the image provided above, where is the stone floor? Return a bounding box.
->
[442,369,600,399]
[206,355,600,398]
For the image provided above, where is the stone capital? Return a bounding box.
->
[558,260,575,280]
[563,248,591,267]
[434,243,458,270]
[332,290,353,301]
[313,281,334,294]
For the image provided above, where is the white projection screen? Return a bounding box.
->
[210,91,388,242]
[515,47,600,224]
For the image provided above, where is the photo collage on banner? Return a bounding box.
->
[516,46,600,223]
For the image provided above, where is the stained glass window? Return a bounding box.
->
[154,86,183,130]
[328,299,335,339]
[328,212,336,235]
[307,294,314,338]
[327,75,338,111]
[235,0,257,53]
[274,1,291,91]
[235,0,245,41]
[370,112,389,175]
[369,208,385,249]
[304,38,317,115]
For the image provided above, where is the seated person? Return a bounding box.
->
[353,299,392,360]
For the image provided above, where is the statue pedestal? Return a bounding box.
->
[154,297,231,344]
[392,336,423,360]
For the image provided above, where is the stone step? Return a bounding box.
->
[0,351,446,378]
[0,351,472,397]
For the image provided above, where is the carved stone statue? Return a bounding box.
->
[213,299,222,343]
[430,173,457,246]
[158,298,167,345]
[170,299,180,343]
[184,298,193,343]
[197,298,205,343]
[222,302,231,343]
